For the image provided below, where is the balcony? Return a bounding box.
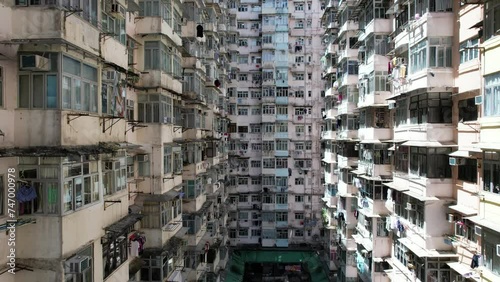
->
[321,130,337,141]
[357,127,392,142]
[337,155,358,169]
[337,100,357,115]
[358,18,392,42]
[135,17,182,46]
[275,97,288,105]
[337,128,358,140]
[338,20,358,38]
[337,48,358,62]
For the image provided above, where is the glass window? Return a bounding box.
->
[484,72,500,117]
[459,38,479,64]
[484,151,500,194]
[484,0,500,41]
[458,97,478,122]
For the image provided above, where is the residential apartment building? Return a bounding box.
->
[225,0,326,249]
[321,0,500,281]
[0,0,230,282]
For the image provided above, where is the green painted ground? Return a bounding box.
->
[225,250,330,282]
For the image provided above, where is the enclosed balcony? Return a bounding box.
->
[358,108,391,141]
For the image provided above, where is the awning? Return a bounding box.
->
[449,150,473,158]
[401,140,457,148]
[398,238,428,258]
[470,20,483,29]
[174,227,189,238]
[448,205,477,216]
[190,200,214,216]
[382,139,407,143]
[403,190,439,202]
[0,218,37,232]
[447,262,481,280]
[0,142,121,157]
[351,169,365,175]
[466,215,500,233]
[104,213,143,234]
[136,190,181,202]
[127,0,142,12]
[474,142,500,151]
[383,182,409,192]
[388,145,396,151]
[360,139,381,144]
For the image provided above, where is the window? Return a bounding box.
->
[294,229,304,237]
[238,74,248,81]
[294,20,304,29]
[238,39,248,47]
[455,218,476,243]
[484,0,500,41]
[295,3,304,10]
[294,73,304,80]
[295,195,304,202]
[395,99,408,126]
[137,94,174,124]
[429,37,452,68]
[164,146,172,174]
[484,151,500,194]
[295,178,304,185]
[103,230,128,278]
[18,54,59,110]
[237,91,248,98]
[62,56,99,112]
[144,41,181,78]
[15,158,60,215]
[410,40,427,73]
[101,156,127,197]
[409,93,452,124]
[410,147,451,178]
[277,229,288,239]
[139,0,173,26]
[459,38,479,64]
[63,157,101,212]
[102,12,126,45]
[276,139,288,151]
[458,98,478,122]
[17,0,98,25]
[251,107,261,115]
[238,5,248,11]
[237,22,246,29]
[137,155,150,176]
[251,161,261,168]
[482,229,500,276]
[484,72,500,117]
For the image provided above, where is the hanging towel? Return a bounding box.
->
[16,184,38,203]
[130,240,140,257]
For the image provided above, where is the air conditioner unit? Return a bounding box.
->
[388,102,396,110]
[449,157,466,166]
[304,204,311,209]
[406,202,415,210]
[447,213,455,223]
[475,95,483,105]
[20,55,51,71]
[497,244,500,257]
[136,155,149,162]
[474,226,482,236]
[66,256,91,273]
[110,3,126,19]
[103,70,117,82]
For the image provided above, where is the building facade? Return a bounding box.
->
[225,0,326,250]
[0,0,230,281]
[321,0,500,281]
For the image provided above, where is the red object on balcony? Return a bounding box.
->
[256,65,260,68]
